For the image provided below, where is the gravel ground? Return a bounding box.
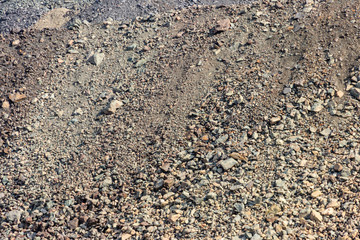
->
[0,0,255,34]
[2,0,360,239]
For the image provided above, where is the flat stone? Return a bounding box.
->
[229,152,248,161]
[299,159,307,167]
[327,199,340,208]
[219,158,238,170]
[126,43,137,50]
[64,199,74,207]
[283,87,291,94]
[234,203,244,212]
[309,126,317,133]
[121,233,132,240]
[290,143,300,152]
[320,128,331,137]
[154,179,164,190]
[303,6,313,13]
[276,139,284,146]
[339,140,347,147]
[311,190,322,198]
[215,134,229,144]
[322,208,336,216]
[270,116,281,124]
[9,93,27,103]
[164,178,174,188]
[102,177,112,187]
[135,59,147,67]
[310,210,322,222]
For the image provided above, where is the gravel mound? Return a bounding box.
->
[1,0,360,239]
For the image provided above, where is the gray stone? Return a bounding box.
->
[275,179,286,189]
[126,43,137,50]
[102,177,113,187]
[72,108,83,116]
[45,201,54,210]
[6,210,23,222]
[154,179,164,190]
[104,100,123,114]
[339,140,347,147]
[65,199,74,207]
[206,192,217,200]
[234,202,244,212]
[320,128,331,137]
[68,49,79,54]
[340,168,351,179]
[215,134,229,144]
[251,234,262,240]
[88,52,105,66]
[283,87,291,94]
[219,158,238,170]
[135,59,147,67]
[311,102,323,112]
[350,87,360,100]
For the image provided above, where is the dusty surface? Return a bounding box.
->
[1,0,360,239]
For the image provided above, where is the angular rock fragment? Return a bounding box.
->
[168,213,181,223]
[310,210,322,222]
[6,210,23,222]
[270,116,281,124]
[333,163,343,172]
[215,18,231,33]
[229,152,248,161]
[320,128,331,137]
[327,199,340,208]
[103,100,123,114]
[2,101,10,109]
[68,218,79,229]
[88,52,105,65]
[8,93,27,103]
[219,158,238,170]
[350,87,360,100]
[311,102,323,112]
[311,190,322,198]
